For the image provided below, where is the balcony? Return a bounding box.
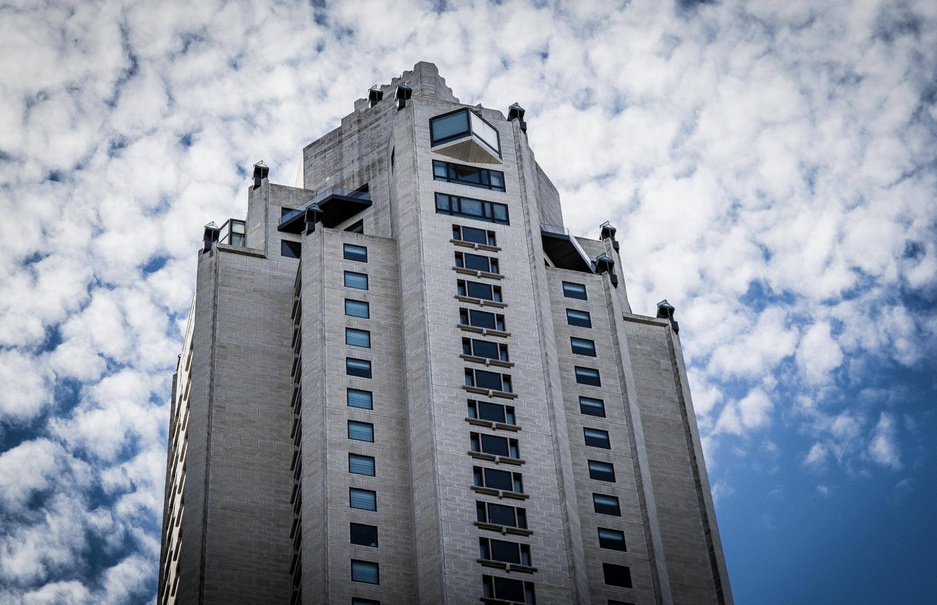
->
[277,187,372,234]
[430,108,502,164]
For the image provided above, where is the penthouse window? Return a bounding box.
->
[455,251,499,274]
[473,466,524,494]
[346,358,372,379]
[477,502,527,529]
[348,454,376,476]
[459,308,506,332]
[429,108,501,157]
[344,271,369,290]
[463,338,509,361]
[481,575,536,604]
[566,308,592,328]
[457,279,502,302]
[433,159,505,191]
[470,432,520,459]
[598,528,627,551]
[579,396,606,417]
[351,560,379,584]
[453,224,496,247]
[436,193,509,225]
[588,460,616,482]
[466,369,512,393]
[479,537,531,566]
[575,367,601,387]
[603,563,632,588]
[468,400,516,425]
[570,337,597,357]
[593,493,621,516]
[562,281,587,300]
[343,243,368,262]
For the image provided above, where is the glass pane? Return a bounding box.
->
[462,253,490,272]
[598,528,627,551]
[351,560,379,584]
[469,310,495,329]
[460,226,488,245]
[346,358,372,378]
[469,111,500,155]
[471,339,499,360]
[350,488,377,510]
[345,299,370,318]
[486,503,517,527]
[481,434,509,457]
[483,468,513,491]
[459,197,483,217]
[343,243,368,262]
[603,563,632,588]
[588,460,615,482]
[349,454,375,476]
[491,203,508,223]
[579,396,605,417]
[563,281,587,299]
[344,271,369,290]
[584,428,610,449]
[435,192,452,212]
[473,370,503,391]
[593,494,621,516]
[350,523,379,547]
[466,281,492,300]
[346,328,371,348]
[567,309,592,328]
[490,539,520,564]
[476,401,506,423]
[575,367,601,387]
[347,388,373,410]
[430,109,470,144]
[571,337,596,356]
[348,421,374,442]
[493,577,525,602]
[281,240,301,259]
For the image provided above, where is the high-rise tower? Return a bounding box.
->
[158,62,732,605]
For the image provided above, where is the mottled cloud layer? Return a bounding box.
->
[1,0,935,602]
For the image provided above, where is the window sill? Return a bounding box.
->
[471,486,529,501]
[451,239,501,253]
[455,295,507,309]
[468,451,525,466]
[465,417,520,432]
[453,266,504,280]
[477,559,538,574]
[457,324,510,339]
[473,521,533,537]
[460,354,513,368]
[463,385,518,400]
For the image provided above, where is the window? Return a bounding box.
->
[473,466,524,494]
[345,299,370,319]
[482,575,536,604]
[435,193,509,225]
[455,251,499,273]
[584,428,611,449]
[470,432,519,459]
[476,502,527,529]
[562,281,587,300]
[468,400,516,425]
[346,328,371,348]
[350,523,378,547]
[429,108,501,157]
[346,358,372,379]
[588,460,616,483]
[463,338,509,361]
[348,454,375,476]
[479,538,531,565]
[459,308,506,332]
[351,560,379,584]
[343,243,368,262]
[579,396,606,418]
[465,369,512,393]
[433,159,506,191]
[281,240,301,259]
[346,219,365,234]
[566,308,592,328]
[575,367,601,387]
[348,420,374,443]
[598,528,627,551]
[593,494,621,516]
[570,337,596,357]
[608,601,636,605]
[453,224,496,246]
[602,563,632,588]
[457,279,502,302]
[347,388,373,410]
[349,488,377,511]
[344,271,369,290]
[352,599,380,605]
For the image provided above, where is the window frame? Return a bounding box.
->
[345,327,371,348]
[465,368,512,393]
[478,537,531,566]
[579,396,606,417]
[570,337,597,357]
[344,271,369,290]
[346,357,372,379]
[583,427,611,449]
[467,400,516,425]
[592,493,622,516]
[350,559,380,585]
[602,563,633,588]
[470,432,520,459]
[348,453,376,477]
[566,308,592,328]
[281,240,302,259]
[562,281,587,300]
[462,338,509,361]
[348,420,375,443]
[349,487,377,511]
[433,159,506,192]
[476,501,527,529]
[575,366,601,387]
[473,466,524,494]
[457,279,502,302]
[347,388,373,410]
[350,523,379,547]
[455,251,499,274]
[588,460,616,483]
[459,308,506,332]
[482,575,536,604]
[452,224,497,247]
[435,192,509,225]
[343,243,368,262]
[597,528,627,551]
[345,299,370,319]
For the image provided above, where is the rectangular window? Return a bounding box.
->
[588,460,616,483]
[479,538,531,565]
[465,369,512,393]
[348,420,374,443]
[602,563,632,588]
[281,240,302,259]
[453,224,496,246]
[435,193,509,225]
[349,488,377,511]
[566,308,592,328]
[455,251,499,273]
[344,271,369,290]
[352,599,380,605]
[584,428,611,449]
[347,388,374,410]
[476,501,527,529]
[345,299,370,319]
[598,528,627,551]
[346,358,372,379]
[570,337,597,357]
[467,400,516,425]
[433,159,506,191]
[429,109,471,145]
[473,466,524,494]
[482,575,536,604]
[351,560,379,584]
[459,308,506,332]
[575,367,601,387]
[457,279,502,302]
[345,328,371,348]
[348,454,376,476]
[562,281,587,300]
[593,493,621,516]
[343,243,368,262]
[350,523,378,547]
[579,396,606,417]
[470,432,519,459]
[462,338,509,361]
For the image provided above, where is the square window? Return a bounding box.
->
[344,243,368,262]
[602,563,632,588]
[347,388,373,410]
[571,337,597,357]
[349,488,377,511]
[579,396,606,417]
[562,281,587,300]
[351,560,379,584]
[598,528,627,551]
[350,523,378,547]
[593,494,621,516]
[346,328,371,348]
[566,309,592,328]
[345,299,370,319]
[348,454,375,476]
[346,358,372,379]
[348,420,374,443]
[281,240,302,259]
[344,271,369,290]
[575,366,601,387]
[588,460,616,483]
[584,428,611,449]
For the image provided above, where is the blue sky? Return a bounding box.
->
[0,0,935,603]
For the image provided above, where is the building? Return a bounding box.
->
[158,62,732,605]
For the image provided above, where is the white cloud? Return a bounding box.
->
[868,412,902,469]
[796,321,845,385]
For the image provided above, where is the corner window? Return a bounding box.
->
[562,281,587,300]
[477,501,527,529]
[579,396,606,417]
[429,108,501,157]
[346,358,372,379]
[570,337,597,357]
[470,432,519,459]
[593,493,621,516]
[433,160,506,192]
[584,428,611,449]
[566,308,592,328]
[344,271,369,290]
[345,299,370,319]
[575,366,601,387]
[482,575,536,604]
[473,466,523,494]
[348,420,374,443]
[588,460,616,483]
[436,193,509,225]
[598,528,627,551]
[347,388,374,410]
[350,523,379,547]
[281,240,302,258]
[351,560,379,584]
[346,328,371,348]
[349,488,377,511]
[465,368,512,393]
[348,453,375,476]
[479,537,531,565]
[455,251,499,273]
[343,243,368,262]
[467,400,515,425]
[602,563,632,588]
[462,338,509,361]
[453,224,496,246]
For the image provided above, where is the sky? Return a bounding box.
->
[0,0,935,603]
